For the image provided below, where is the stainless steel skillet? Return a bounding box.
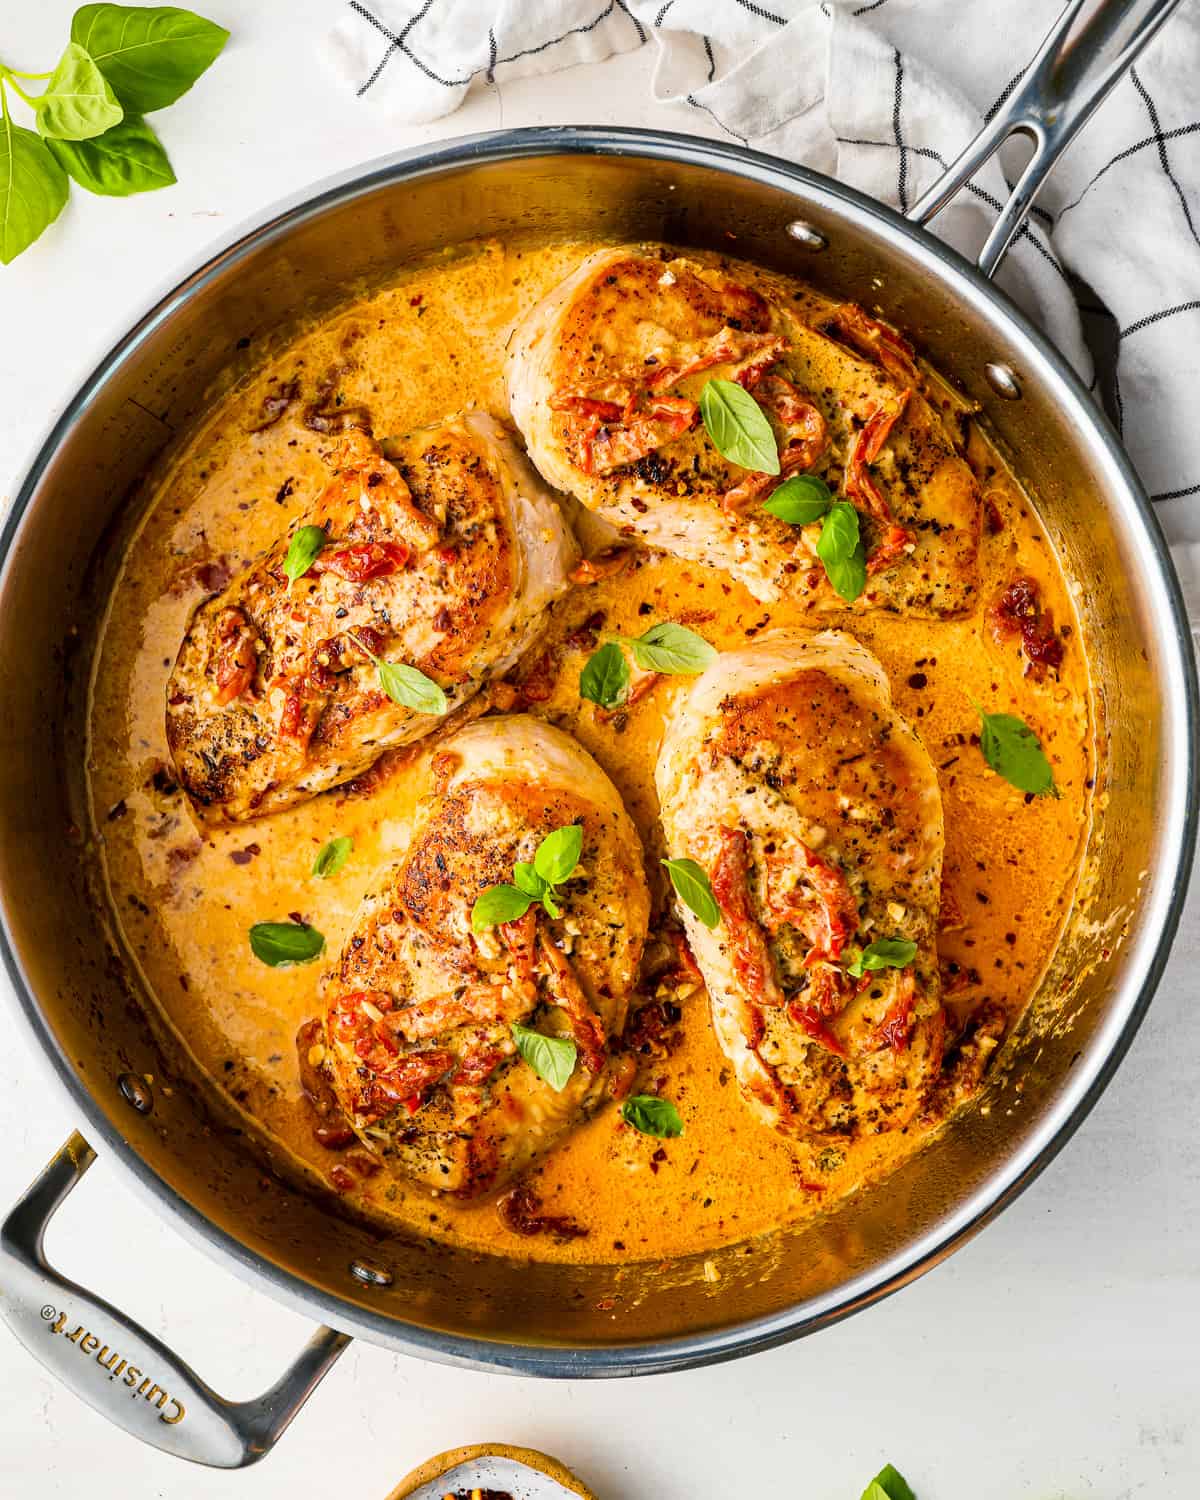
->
[0,0,1193,1469]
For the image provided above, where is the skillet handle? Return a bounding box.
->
[0,1131,350,1468]
[906,0,1185,277]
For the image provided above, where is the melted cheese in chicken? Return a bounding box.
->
[86,236,1095,1265]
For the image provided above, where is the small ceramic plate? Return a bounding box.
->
[387,1442,597,1500]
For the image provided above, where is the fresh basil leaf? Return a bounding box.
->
[377,659,447,715]
[511,1023,577,1092]
[580,640,629,709]
[37,42,123,142]
[699,375,780,474]
[620,1095,684,1138]
[283,524,326,584]
[71,4,230,114]
[248,920,325,967]
[512,861,547,899]
[471,884,534,932]
[534,823,583,886]
[847,937,917,979]
[817,500,867,603]
[312,835,352,880]
[762,473,833,526]
[699,377,780,475]
[0,121,68,264]
[630,622,717,676]
[975,703,1058,797]
[541,889,562,919]
[662,856,720,929]
[862,1465,917,1500]
[46,113,174,195]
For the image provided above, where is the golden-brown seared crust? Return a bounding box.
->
[165,417,575,823]
[657,630,947,1143]
[506,247,981,616]
[321,716,649,1198]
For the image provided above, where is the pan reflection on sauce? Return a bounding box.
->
[86,236,1093,1266]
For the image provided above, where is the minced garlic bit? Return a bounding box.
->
[659,268,677,286]
[359,997,383,1023]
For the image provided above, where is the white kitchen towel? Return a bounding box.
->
[327,0,1200,620]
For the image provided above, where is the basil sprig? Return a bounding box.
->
[0,125,68,266]
[847,937,917,979]
[662,856,720,929]
[630,621,716,675]
[762,473,834,525]
[580,640,630,710]
[862,1465,917,1500]
[47,114,175,195]
[699,378,780,474]
[472,823,583,931]
[511,1023,577,1092]
[249,920,325,968]
[0,5,228,263]
[37,43,122,141]
[580,622,715,709]
[283,525,326,585]
[72,4,230,113]
[620,1095,684,1138]
[762,479,866,603]
[816,500,867,603]
[377,659,447,715]
[974,701,1058,797]
[351,634,447,715]
[312,836,353,880]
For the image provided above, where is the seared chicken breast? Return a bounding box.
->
[656,630,945,1141]
[506,247,980,616]
[166,414,577,822]
[320,715,650,1197]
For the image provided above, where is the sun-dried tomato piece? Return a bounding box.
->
[788,1002,847,1056]
[497,1181,588,1240]
[313,540,410,581]
[821,303,920,386]
[711,828,786,1021]
[212,607,258,705]
[989,574,1065,678]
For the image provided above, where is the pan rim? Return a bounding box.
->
[2,124,1195,1377]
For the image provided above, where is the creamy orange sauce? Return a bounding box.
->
[86,237,1094,1264]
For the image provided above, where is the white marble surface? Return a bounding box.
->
[1,5,1197,1496]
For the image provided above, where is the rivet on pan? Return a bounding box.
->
[985,362,1022,400]
[350,1258,393,1288]
[117,1073,154,1115]
[785,219,828,251]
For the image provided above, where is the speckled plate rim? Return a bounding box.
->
[387,1442,596,1498]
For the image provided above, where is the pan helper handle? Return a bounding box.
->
[907,0,1186,277]
[0,1132,350,1467]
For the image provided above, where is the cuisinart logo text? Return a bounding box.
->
[42,1306,186,1424]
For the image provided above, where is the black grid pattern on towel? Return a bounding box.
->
[341,3,1198,504]
[348,0,639,95]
